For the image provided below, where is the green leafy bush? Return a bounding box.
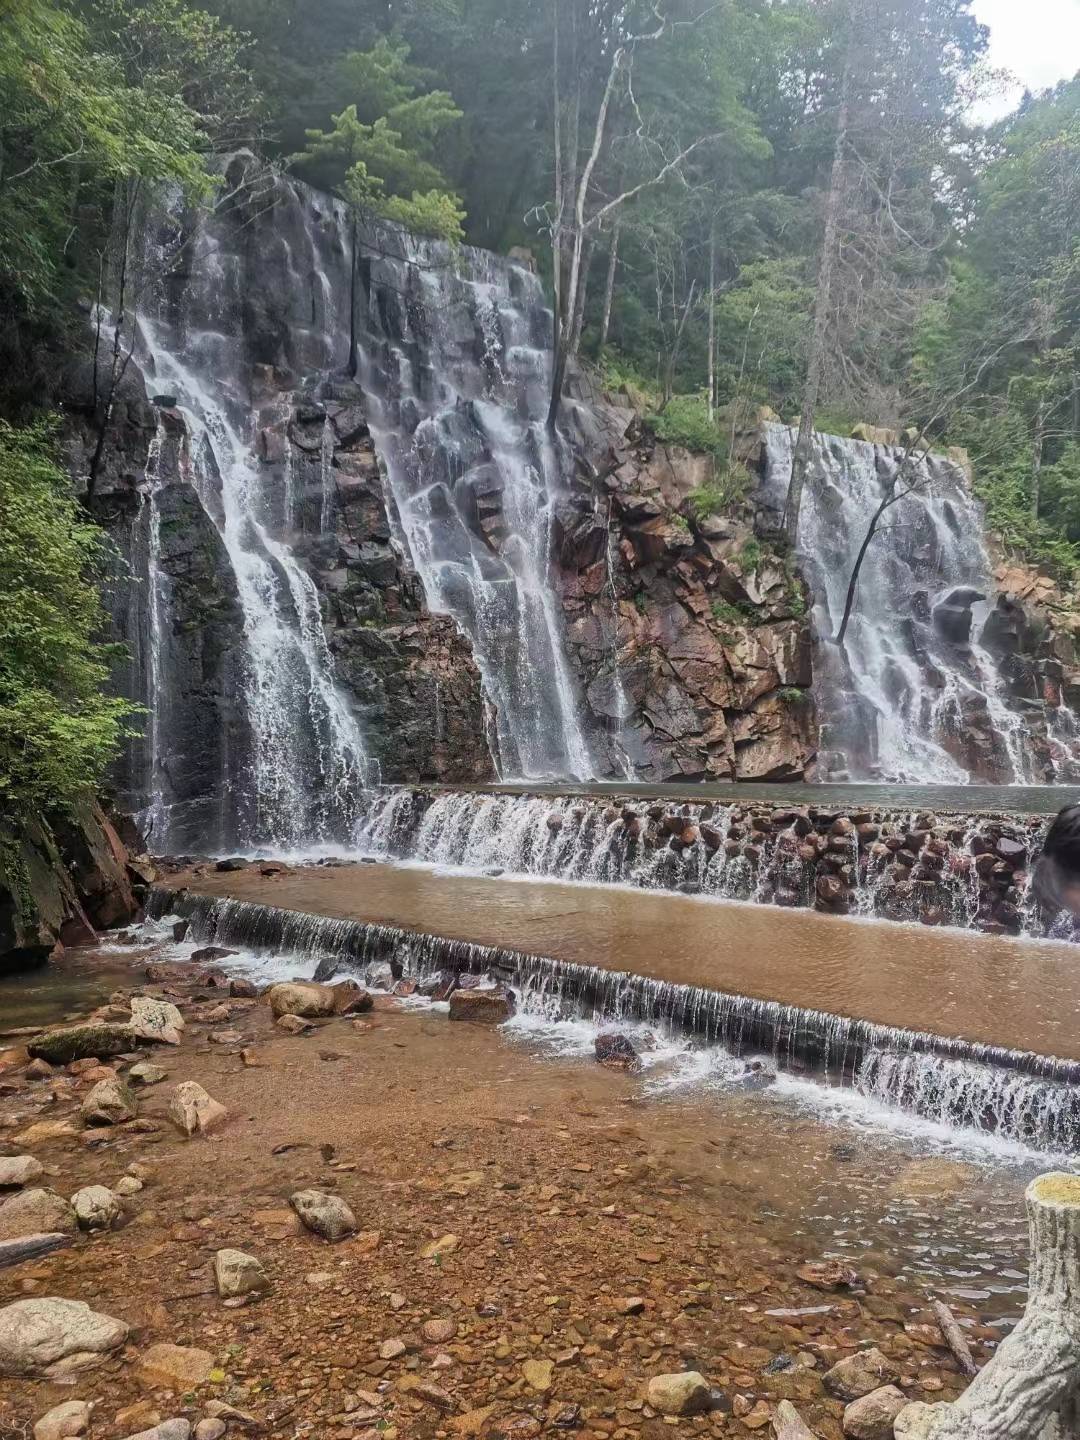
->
[688,462,755,520]
[0,421,137,815]
[647,394,727,458]
[710,599,755,628]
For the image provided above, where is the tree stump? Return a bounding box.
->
[895,1173,1080,1439]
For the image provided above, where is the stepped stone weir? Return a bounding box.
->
[149,887,1080,1153]
[355,787,1061,936]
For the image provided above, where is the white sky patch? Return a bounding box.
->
[971,0,1080,121]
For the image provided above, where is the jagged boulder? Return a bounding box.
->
[168,1081,228,1138]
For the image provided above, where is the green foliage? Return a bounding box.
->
[688,462,755,521]
[951,409,1080,579]
[711,599,755,629]
[0,0,250,413]
[779,687,807,704]
[739,538,763,573]
[597,353,659,412]
[289,39,465,240]
[713,259,813,416]
[0,422,138,815]
[647,396,727,458]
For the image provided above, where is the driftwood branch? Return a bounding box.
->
[896,1173,1080,1439]
[0,1233,73,1269]
[932,1299,978,1380]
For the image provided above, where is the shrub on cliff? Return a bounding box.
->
[0,421,137,816]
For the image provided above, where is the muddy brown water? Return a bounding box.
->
[182,862,1080,1061]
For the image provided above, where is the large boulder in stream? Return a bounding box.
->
[448,988,515,1025]
[267,981,338,1019]
[28,1025,133,1066]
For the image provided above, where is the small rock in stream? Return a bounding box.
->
[290,1189,357,1242]
[213,1247,270,1300]
[594,1033,640,1071]
[646,1371,712,1416]
[33,1398,91,1438]
[71,1185,122,1231]
[824,1348,900,1401]
[843,1386,908,1439]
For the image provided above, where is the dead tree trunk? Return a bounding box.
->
[895,1173,1080,1440]
[659,280,698,411]
[599,219,621,352]
[707,225,716,422]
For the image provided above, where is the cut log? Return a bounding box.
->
[896,1173,1080,1439]
[931,1298,978,1379]
[0,1232,73,1268]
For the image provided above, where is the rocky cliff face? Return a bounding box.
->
[64,165,1080,829]
[0,802,143,969]
[60,274,494,853]
[555,379,816,782]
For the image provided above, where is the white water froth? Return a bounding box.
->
[134,213,371,850]
[762,424,1049,784]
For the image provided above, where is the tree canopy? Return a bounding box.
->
[0,421,136,815]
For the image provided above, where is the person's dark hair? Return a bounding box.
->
[1033,804,1080,911]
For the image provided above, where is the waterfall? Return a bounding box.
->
[125,163,597,852]
[139,418,169,847]
[350,233,595,781]
[132,182,372,852]
[761,424,1054,784]
[150,887,1080,1152]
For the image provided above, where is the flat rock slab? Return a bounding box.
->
[30,1398,91,1439]
[0,1188,76,1241]
[136,1342,214,1390]
[0,1297,128,1377]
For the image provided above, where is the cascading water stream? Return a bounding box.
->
[149,887,1080,1154]
[761,424,1055,783]
[348,228,595,781]
[132,190,371,851]
[138,418,169,845]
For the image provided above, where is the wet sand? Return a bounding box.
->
[177,863,1080,1061]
